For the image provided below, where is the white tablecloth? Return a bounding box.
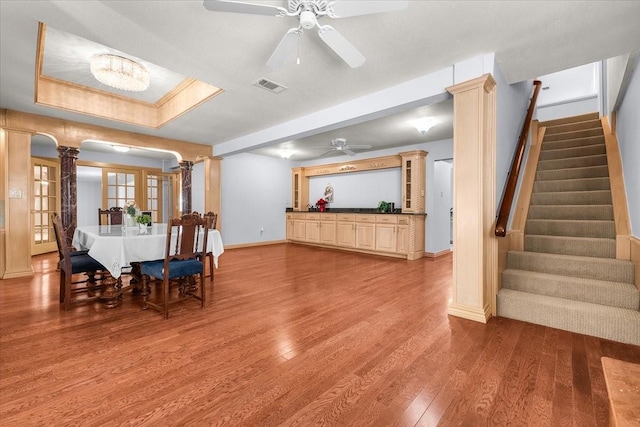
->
[72,224,224,278]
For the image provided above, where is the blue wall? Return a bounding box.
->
[616,56,640,236]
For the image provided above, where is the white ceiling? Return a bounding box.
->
[2,1,640,161]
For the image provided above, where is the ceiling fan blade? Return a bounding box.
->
[317,25,365,68]
[348,144,372,149]
[327,0,408,18]
[318,149,336,157]
[267,28,302,69]
[343,148,356,156]
[203,0,288,17]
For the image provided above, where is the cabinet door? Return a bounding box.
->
[320,221,336,245]
[293,220,306,241]
[286,219,294,240]
[356,222,375,250]
[337,222,356,247]
[396,225,409,254]
[305,220,320,243]
[375,224,397,252]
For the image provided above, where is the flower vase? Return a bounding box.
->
[319,205,325,212]
[138,223,148,234]
[126,214,136,227]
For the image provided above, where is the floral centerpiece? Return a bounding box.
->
[136,213,151,226]
[124,201,139,227]
[316,198,328,212]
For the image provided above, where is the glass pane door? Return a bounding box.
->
[104,169,140,211]
[31,158,58,255]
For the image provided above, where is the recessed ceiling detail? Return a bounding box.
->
[34,23,224,129]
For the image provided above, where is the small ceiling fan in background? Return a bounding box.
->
[314,138,371,156]
[202,0,408,68]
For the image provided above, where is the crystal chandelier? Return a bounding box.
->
[90,54,150,92]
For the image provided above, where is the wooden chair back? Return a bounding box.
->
[98,207,123,225]
[166,215,209,262]
[204,211,218,229]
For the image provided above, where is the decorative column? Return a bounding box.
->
[446,74,498,323]
[179,160,193,214]
[57,146,79,247]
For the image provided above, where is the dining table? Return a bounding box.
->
[72,223,224,307]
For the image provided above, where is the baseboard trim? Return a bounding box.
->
[424,249,452,258]
[223,240,287,250]
[448,302,491,324]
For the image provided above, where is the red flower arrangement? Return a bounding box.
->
[316,198,328,212]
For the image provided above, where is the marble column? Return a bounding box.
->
[57,146,79,247]
[179,160,193,214]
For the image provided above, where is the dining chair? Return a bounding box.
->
[203,211,218,284]
[52,213,107,310]
[98,207,124,225]
[140,214,209,319]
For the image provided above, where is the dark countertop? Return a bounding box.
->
[285,208,426,216]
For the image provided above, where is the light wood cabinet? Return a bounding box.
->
[286,212,425,260]
[336,214,356,248]
[355,215,375,251]
[375,215,398,253]
[291,167,308,211]
[320,214,337,246]
[400,151,427,213]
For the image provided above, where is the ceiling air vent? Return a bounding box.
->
[254,78,288,94]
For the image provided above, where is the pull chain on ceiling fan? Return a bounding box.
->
[202,0,408,68]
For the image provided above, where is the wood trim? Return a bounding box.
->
[510,122,546,247]
[304,155,402,177]
[34,22,223,130]
[601,117,631,260]
[631,236,640,290]
[424,249,451,258]
[447,302,491,324]
[1,109,211,162]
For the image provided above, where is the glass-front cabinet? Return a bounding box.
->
[291,167,308,211]
[400,151,427,213]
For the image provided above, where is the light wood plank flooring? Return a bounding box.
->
[1,244,639,426]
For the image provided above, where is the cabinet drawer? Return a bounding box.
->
[306,213,320,220]
[397,217,409,225]
[376,215,398,224]
[320,213,336,221]
[337,214,355,222]
[355,215,375,223]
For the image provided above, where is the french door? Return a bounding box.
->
[31,158,58,255]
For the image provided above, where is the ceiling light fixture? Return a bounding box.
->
[409,117,439,135]
[112,145,130,153]
[90,54,150,92]
[281,149,293,159]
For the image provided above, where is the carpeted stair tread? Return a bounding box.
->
[527,204,613,220]
[537,154,607,171]
[525,234,616,258]
[539,143,606,161]
[536,165,609,181]
[501,269,639,310]
[530,190,611,205]
[497,289,640,345]
[533,177,610,193]
[544,119,603,135]
[506,251,634,283]
[525,219,614,238]
[543,128,605,142]
[541,135,604,151]
[540,112,600,127]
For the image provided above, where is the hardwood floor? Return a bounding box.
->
[1,244,639,426]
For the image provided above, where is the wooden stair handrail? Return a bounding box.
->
[495,80,542,237]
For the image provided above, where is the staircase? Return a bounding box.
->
[497,112,640,345]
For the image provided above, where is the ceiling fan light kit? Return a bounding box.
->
[202,0,408,68]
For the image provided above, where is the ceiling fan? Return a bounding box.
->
[202,0,408,68]
[316,138,371,156]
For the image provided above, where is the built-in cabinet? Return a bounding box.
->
[286,212,425,260]
[287,149,427,260]
[400,151,427,213]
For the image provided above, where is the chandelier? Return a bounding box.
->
[90,54,150,92]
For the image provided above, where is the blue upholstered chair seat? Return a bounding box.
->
[70,249,89,257]
[140,259,203,279]
[68,253,106,275]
